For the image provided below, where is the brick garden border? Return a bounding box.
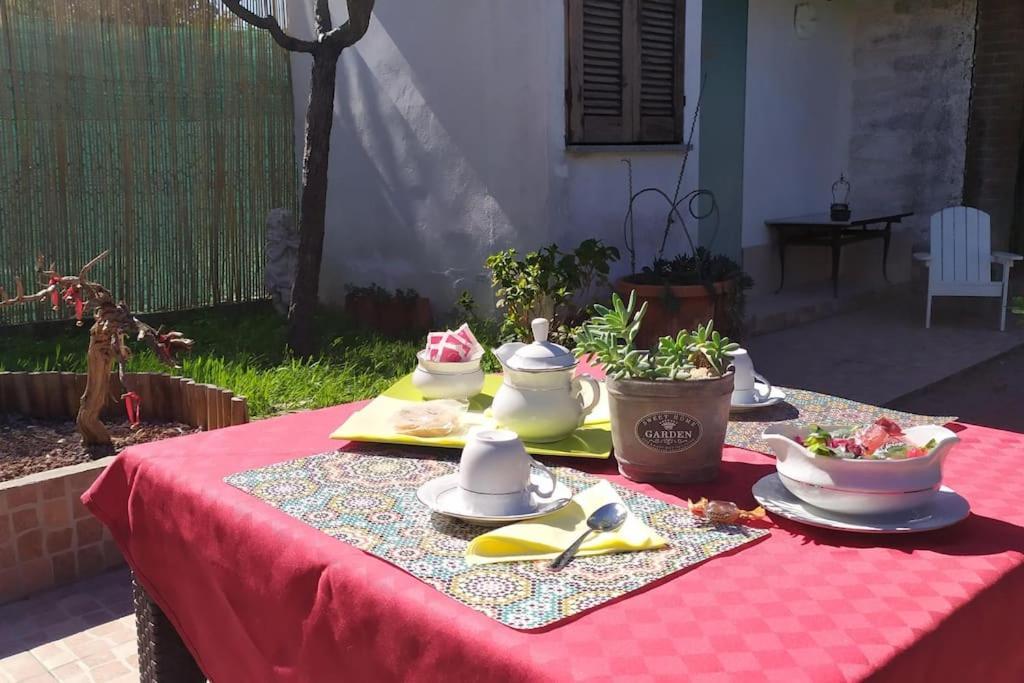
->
[0,372,247,604]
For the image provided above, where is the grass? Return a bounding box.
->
[0,302,501,419]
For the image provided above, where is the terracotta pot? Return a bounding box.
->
[345,293,380,330]
[606,372,734,483]
[614,277,738,349]
[377,297,434,338]
[408,297,434,332]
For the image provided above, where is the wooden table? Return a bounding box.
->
[765,210,913,297]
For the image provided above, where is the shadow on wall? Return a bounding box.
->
[312,1,560,309]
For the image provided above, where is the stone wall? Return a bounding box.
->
[0,458,121,605]
[848,0,977,247]
[963,0,1024,251]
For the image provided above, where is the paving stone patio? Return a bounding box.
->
[0,568,137,682]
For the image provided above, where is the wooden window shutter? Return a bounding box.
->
[636,0,684,143]
[567,0,632,144]
[567,0,684,145]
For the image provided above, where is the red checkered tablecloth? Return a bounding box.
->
[84,403,1024,682]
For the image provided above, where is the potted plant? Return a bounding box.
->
[345,284,433,337]
[574,291,737,484]
[616,81,752,346]
[344,282,389,330]
[485,239,619,345]
[616,247,752,350]
[381,288,433,337]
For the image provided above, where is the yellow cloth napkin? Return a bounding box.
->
[465,480,668,565]
[330,374,613,459]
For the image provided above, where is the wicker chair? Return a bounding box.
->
[133,575,206,683]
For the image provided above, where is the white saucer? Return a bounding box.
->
[752,473,970,534]
[416,470,572,526]
[731,384,787,412]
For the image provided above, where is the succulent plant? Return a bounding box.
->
[573,292,738,381]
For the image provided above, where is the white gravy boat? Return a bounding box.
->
[762,423,960,515]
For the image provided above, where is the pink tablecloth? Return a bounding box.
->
[84,404,1024,682]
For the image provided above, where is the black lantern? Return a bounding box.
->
[830,174,851,222]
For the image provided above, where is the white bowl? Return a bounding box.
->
[412,351,484,400]
[762,423,959,516]
[415,349,484,374]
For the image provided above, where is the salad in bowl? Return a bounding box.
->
[762,418,960,516]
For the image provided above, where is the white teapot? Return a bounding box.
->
[491,318,600,443]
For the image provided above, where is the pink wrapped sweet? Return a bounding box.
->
[424,323,482,362]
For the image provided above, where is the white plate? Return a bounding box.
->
[731,384,787,412]
[416,471,573,526]
[752,473,970,534]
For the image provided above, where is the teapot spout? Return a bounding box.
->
[492,342,527,369]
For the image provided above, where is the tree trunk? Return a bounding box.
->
[77,323,116,446]
[287,50,339,357]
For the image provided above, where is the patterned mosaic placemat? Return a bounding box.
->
[726,387,956,454]
[226,449,768,630]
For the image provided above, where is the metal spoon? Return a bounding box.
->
[548,502,628,571]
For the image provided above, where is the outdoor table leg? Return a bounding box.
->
[830,227,841,297]
[775,230,788,293]
[882,220,892,282]
[133,575,206,683]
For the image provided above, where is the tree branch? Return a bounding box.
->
[77,249,110,280]
[223,0,316,53]
[322,0,375,50]
[314,0,333,34]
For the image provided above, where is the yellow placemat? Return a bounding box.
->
[330,374,612,459]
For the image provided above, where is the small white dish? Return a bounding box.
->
[752,473,970,534]
[730,384,786,412]
[413,350,485,400]
[416,470,572,526]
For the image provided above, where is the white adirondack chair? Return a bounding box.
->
[913,207,1022,331]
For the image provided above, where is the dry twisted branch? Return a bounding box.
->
[0,251,194,367]
[222,0,317,53]
[221,0,375,55]
[321,0,375,50]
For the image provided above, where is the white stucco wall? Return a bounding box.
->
[286,0,702,310]
[741,0,855,248]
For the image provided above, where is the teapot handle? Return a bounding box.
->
[573,374,601,420]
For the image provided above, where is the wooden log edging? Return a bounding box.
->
[0,371,248,430]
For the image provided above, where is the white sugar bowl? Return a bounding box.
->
[412,351,485,400]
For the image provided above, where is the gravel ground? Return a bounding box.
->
[887,344,1024,434]
[0,417,198,482]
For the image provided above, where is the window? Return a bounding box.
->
[566,0,685,146]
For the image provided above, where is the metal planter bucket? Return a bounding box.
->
[606,372,734,483]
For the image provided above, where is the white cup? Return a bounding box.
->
[457,429,556,516]
[727,348,772,405]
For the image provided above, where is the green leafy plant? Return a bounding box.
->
[486,239,620,343]
[629,247,753,290]
[345,284,421,303]
[344,282,393,301]
[395,288,420,303]
[1012,296,1023,317]
[573,291,738,380]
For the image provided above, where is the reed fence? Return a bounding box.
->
[0,0,296,325]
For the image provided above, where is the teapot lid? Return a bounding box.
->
[506,318,578,371]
